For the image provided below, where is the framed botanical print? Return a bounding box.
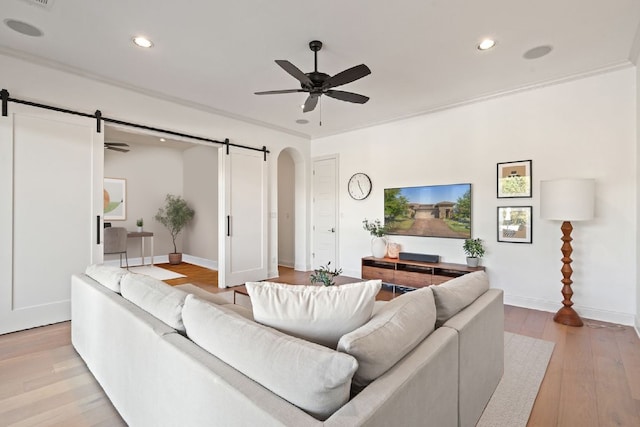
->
[497,160,532,198]
[104,178,126,220]
[497,206,532,243]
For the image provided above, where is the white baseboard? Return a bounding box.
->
[182,254,218,270]
[294,263,310,272]
[278,259,294,268]
[635,316,640,339]
[342,268,362,280]
[268,269,280,279]
[504,294,636,326]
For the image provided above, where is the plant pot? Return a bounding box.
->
[466,257,480,267]
[168,253,182,265]
[371,237,388,258]
[137,226,143,232]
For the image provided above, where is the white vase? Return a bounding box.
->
[137,226,143,232]
[371,236,388,258]
[466,257,480,267]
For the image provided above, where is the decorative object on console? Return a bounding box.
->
[541,178,595,327]
[384,184,471,239]
[497,206,533,243]
[309,262,343,286]
[136,218,143,232]
[387,242,401,259]
[497,160,532,198]
[155,194,195,265]
[348,172,372,200]
[363,218,388,258]
[398,252,440,263]
[462,238,485,267]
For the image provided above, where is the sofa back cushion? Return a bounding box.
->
[337,286,437,388]
[182,294,358,420]
[245,280,381,348]
[431,271,490,327]
[85,264,127,293]
[120,273,189,332]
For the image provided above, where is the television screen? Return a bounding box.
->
[384,183,471,239]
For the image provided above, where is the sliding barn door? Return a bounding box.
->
[218,146,268,287]
[0,104,103,334]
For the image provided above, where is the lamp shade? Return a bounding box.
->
[540,178,595,221]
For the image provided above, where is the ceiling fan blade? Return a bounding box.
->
[303,94,319,113]
[254,89,305,95]
[323,64,371,89]
[325,90,369,104]
[275,60,313,87]
[106,146,130,153]
[105,142,129,147]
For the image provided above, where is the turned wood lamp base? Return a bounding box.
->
[554,221,584,327]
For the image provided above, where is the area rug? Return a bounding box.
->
[127,265,186,281]
[477,332,555,427]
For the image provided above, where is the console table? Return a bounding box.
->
[361,257,484,290]
[127,231,154,266]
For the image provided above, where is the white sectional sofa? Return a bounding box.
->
[71,266,503,427]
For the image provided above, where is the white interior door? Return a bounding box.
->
[218,146,268,287]
[0,105,103,334]
[312,156,338,269]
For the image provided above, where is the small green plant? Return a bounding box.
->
[309,262,343,287]
[136,218,143,227]
[155,194,195,254]
[363,218,388,237]
[463,238,485,258]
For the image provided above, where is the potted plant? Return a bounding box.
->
[136,218,144,232]
[363,218,388,258]
[463,238,485,267]
[309,261,343,286]
[155,194,195,264]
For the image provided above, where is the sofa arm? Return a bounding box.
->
[442,288,504,427]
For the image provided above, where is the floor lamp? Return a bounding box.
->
[540,178,595,327]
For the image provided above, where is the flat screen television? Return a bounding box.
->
[384,183,471,239]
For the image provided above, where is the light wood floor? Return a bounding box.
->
[1,263,639,426]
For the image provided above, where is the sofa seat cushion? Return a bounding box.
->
[337,286,437,388]
[182,294,358,420]
[431,271,490,327]
[120,273,189,332]
[245,280,381,348]
[85,264,127,293]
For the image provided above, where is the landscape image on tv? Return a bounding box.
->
[384,183,471,239]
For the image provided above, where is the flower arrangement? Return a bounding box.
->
[309,262,343,286]
[362,218,388,237]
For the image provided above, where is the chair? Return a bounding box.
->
[104,227,129,268]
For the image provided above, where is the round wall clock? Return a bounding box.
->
[348,173,372,200]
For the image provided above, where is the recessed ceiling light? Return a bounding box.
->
[477,39,496,51]
[132,36,153,48]
[4,19,43,37]
[295,119,309,125]
[160,138,166,142]
[523,45,553,60]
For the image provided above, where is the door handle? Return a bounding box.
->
[328,227,335,233]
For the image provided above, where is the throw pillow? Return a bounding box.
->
[182,294,358,420]
[337,286,437,388]
[120,272,189,332]
[245,280,382,348]
[431,271,490,327]
[85,263,127,293]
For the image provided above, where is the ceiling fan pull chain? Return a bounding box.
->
[319,97,322,126]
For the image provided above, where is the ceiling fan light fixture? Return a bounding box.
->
[132,36,153,48]
[477,39,496,51]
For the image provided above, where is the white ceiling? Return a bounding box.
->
[2,0,640,140]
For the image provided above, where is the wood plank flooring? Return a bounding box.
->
[0,263,638,426]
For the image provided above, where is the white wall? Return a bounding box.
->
[278,150,296,267]
[0,52,312,277]
[636,54,640,334]
[104,142,184,260]
[312,67,637,325]
[183,144,218,264]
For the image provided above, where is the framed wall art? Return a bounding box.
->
[104,178,127,220]
[497,206,532,243]
[497,160,532,198]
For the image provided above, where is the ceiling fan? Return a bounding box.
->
[255,40,371,113]
[104,142,130,153]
